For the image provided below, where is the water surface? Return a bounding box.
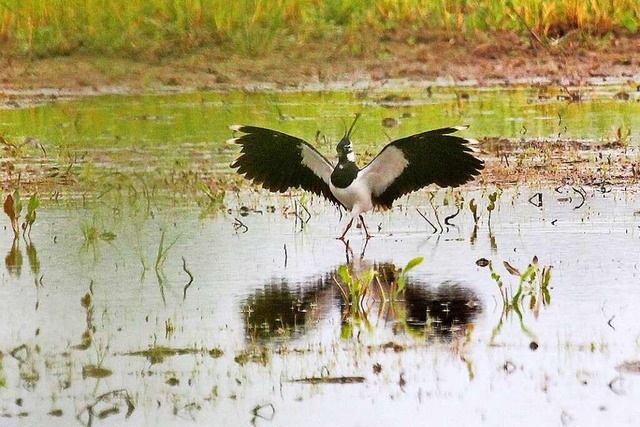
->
[1,85,640,426]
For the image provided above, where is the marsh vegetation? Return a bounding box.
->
[1,0,638,57]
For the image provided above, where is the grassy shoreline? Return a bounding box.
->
[0,1,638,92]
[0,0,638,59]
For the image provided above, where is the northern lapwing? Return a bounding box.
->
[229,117,484,239]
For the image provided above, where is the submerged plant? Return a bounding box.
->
[124,345,223,365]
[333,263,378,338]
[334,256,425,310]
[3,191,22,237]
[198,178,226,218]
[154,229,180,304]
[469,198,479,225]
[3,192,40,278]
[487,191,498,226]
[495,256,552,310]
[80,221,117,260]
[335,264,376,313]
[333,256,425,338]
[5,237,23,277]
[484,256,552,344]
[155,229,175,272]
[4,191,41,238]
[392,256,424,301]
[23,194,40,236]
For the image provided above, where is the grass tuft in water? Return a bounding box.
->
[234,346,270,367]
[333,264,377,338]
[483,256,553,343]
[334,257,425,339]
[2,193,40,276]
[124,346,224,365]
[82,365,113,379]
[155,229,177,272]
[154,229,180,303]
[335,264,376,310]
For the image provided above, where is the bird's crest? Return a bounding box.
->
[345,113,361,139]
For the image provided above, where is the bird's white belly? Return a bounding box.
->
[330,176,373,217]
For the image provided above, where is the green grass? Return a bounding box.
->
[0,0,637,57]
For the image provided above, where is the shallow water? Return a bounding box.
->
[3,84,639,152]
[1,86,640,426]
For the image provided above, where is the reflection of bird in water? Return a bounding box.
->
[242,257,481,343]
[341,238,370,270]
[403,283,481,341]
[229,115,484,239]
[242,279,326,340]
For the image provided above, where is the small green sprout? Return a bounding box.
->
[393,256,424,299]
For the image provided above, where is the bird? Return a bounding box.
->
[228,116,484,240]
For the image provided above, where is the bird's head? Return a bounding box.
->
[336,135,354,162]
[336,114,360,163]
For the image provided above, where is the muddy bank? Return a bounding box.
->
[1,33,639,93]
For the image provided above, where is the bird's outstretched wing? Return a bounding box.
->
[358,126,484,209]
[229,125,341,205]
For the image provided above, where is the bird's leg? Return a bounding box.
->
[338,218,354,240]
[359,215,372,240]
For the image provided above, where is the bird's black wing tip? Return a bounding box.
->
[227,125,247,145]
[226,136,242,145]
[428,125,470,136]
